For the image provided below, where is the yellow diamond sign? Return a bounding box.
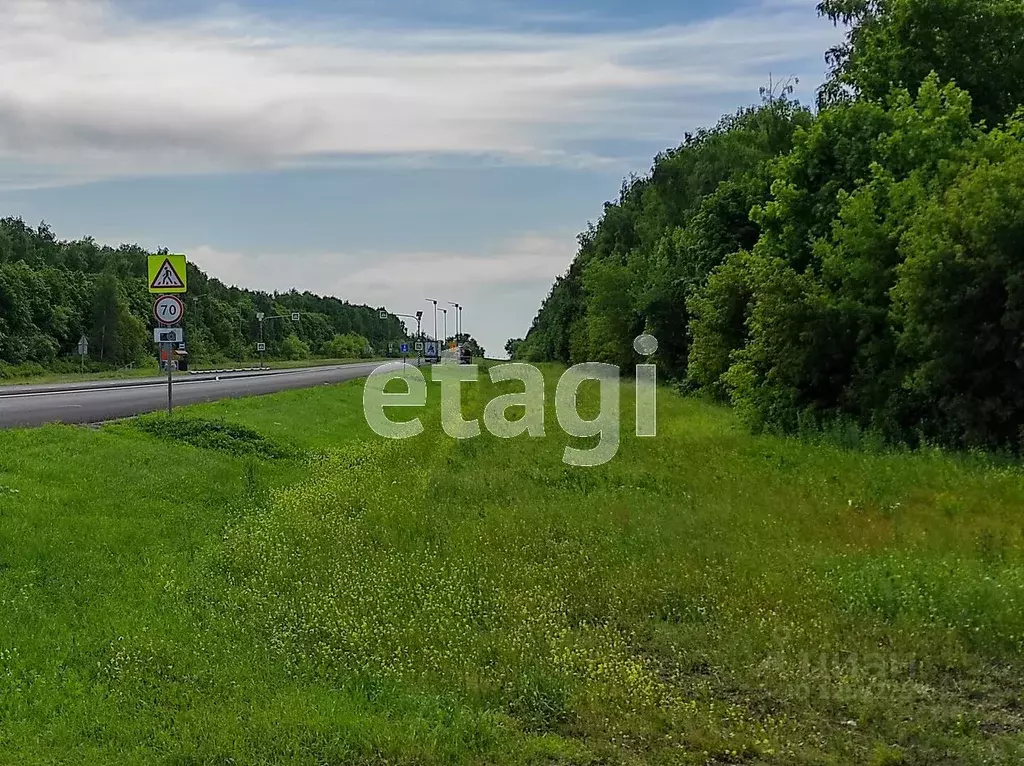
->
[148,254,187,293]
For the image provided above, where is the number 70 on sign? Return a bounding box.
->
[154,295,185,324]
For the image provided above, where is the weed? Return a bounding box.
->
[134,415,296,459]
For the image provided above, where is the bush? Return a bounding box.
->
[280,334,311,361]
[324,332,369,359]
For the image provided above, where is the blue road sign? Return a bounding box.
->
[400,343,409,353]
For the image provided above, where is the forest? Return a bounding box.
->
[516,0,1024,450]
[0,219,411,377]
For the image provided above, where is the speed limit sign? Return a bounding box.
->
[154,295,184,324]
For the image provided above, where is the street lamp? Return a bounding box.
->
[387,310,424,363]
[440,308,448,347]
[255,310,301,368]
[448,301,462,341]
[425,298,439,343]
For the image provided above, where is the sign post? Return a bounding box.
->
[149,254,188,414]
[77,335,88,372]
[166,338,173,414]
[415,311,423,364]
[256,313,265,369]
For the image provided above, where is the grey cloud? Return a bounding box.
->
[0,0,843,186]
[187,233,579,356]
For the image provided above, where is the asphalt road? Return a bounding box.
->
[0,361,401,428]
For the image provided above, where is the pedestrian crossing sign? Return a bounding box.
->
[148,254,188,293]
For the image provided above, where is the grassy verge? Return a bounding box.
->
[0,364,1022,764]
[0,363,163,386]
[0,357,388,387]
[240,356,387,371]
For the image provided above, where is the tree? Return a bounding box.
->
[453,333,486,359]
[892,120,1024,447]
[818,0,1024,127]
[90,272,122,363]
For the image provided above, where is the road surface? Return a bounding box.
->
[0,361,403,428]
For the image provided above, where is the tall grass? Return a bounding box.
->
[0,365,1021,763]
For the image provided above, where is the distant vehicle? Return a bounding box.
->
[459,345,471,364]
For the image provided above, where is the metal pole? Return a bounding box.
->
[426,299,438,345]
[166,341,173,414]
[448,302,459,343]
[259,318,264,369]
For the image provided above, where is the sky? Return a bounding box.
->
[0,0,844,357]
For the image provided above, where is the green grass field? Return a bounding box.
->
[0,364,1022,764]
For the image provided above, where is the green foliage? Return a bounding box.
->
[522,99,811,374]
[892,122,1024,447]
[324,331,370,359]
[686,250,759,398]
[452,333,486,358]
[134,415,295,459]
[522,1,1024,449]
[504,337,523,359]
[717,77,981,438]
[0,217,410,373]
[280,334,311,361]
[818,0,1024,127]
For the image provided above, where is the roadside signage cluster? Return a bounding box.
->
[149,254,188,414]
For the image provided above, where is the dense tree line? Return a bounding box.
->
[0,220,409,375]
[518,0,1024,449]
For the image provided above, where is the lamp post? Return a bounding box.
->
[387,311,425,364]
[255,310,301,368]
[426,298,438,344]
[448,301,461,341]
[440,308,448,348]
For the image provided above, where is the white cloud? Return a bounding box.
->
[0,0,841,185]
[188,233,578,356]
